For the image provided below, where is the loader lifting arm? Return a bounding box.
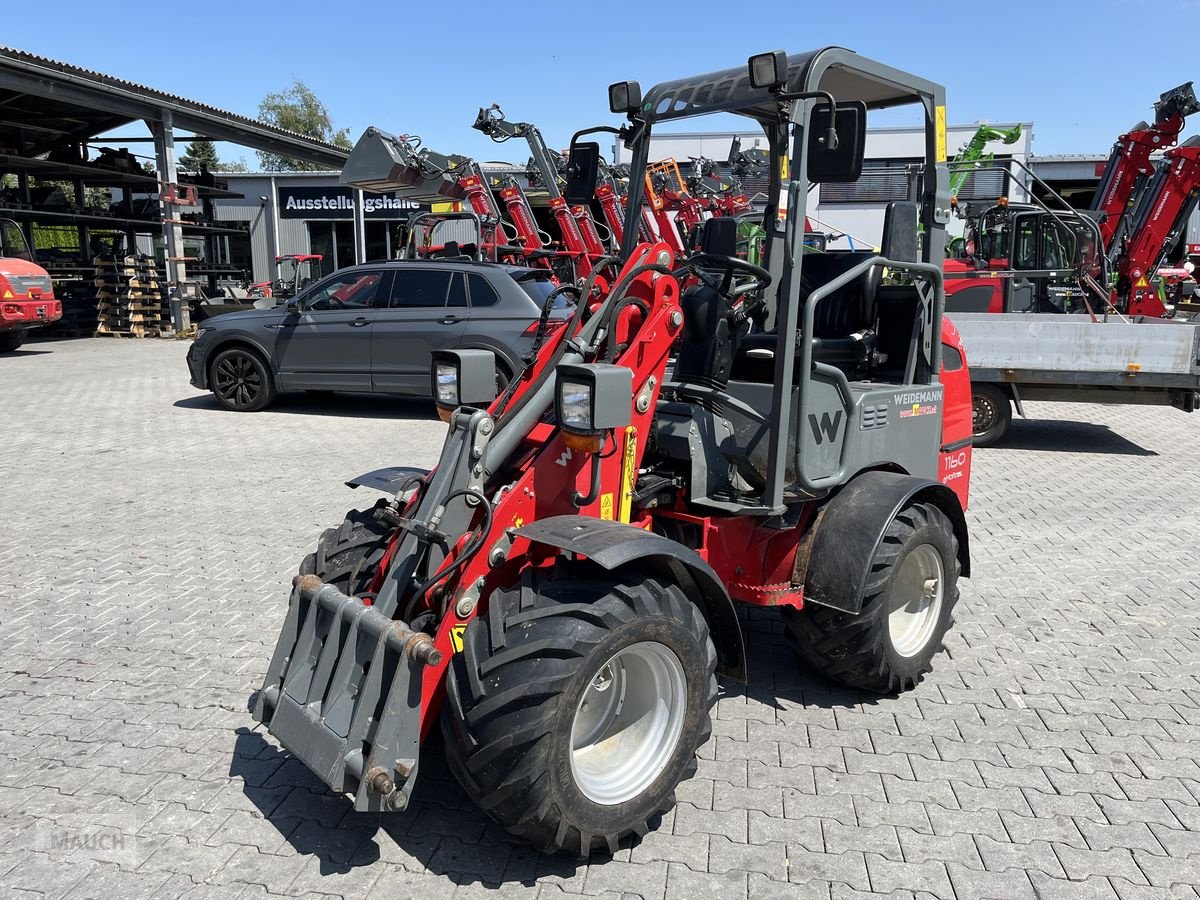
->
[947,123,1022,200]
[1091,83,1200,252]
[1114,135,1200,316]
[474,105,607,273]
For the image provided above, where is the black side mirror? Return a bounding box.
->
[564,142,601,205]
[807,101,866,184]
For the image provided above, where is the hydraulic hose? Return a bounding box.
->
[403,488,492,621]
[493,258,619,434]
[483,258,670,478]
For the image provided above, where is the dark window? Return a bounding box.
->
[942,344,964,372]
[513,272,571,309]
[388,269,452,308]
[447,272,467,308]
[1013,216,1037,269]
[467,273,501,308]
[306,271,382,310]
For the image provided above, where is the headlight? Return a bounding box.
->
[429,349,498,420]
[435,363,459,406]
[558,380,593,431]
[195,326,214,339]
[554,364,633,440]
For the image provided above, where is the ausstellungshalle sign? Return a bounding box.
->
[277,186,429,220]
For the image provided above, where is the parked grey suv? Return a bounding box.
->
[186,260,567,411]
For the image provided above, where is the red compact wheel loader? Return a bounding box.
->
[0,218,59,352]
[255,47,974,857]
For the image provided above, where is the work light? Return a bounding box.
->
[430,349,498,421]
[608,81,643,115]
[748,51,788,91]
[555,363,633,451]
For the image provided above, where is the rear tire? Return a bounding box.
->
[298,499,393,597]
[971,383,1011,447]
[442,568,717,856]
[209,346,277,412]
[0,331,24,353]
[783,501,960,693]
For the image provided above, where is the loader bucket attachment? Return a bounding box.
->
[253,574,440,812]
[341,127,468,203]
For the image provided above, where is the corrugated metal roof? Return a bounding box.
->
[0,45,349,157]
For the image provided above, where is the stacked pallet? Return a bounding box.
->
[46,279,99,336]
[93,255,173,338]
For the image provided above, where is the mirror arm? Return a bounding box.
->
[773,90,839,150]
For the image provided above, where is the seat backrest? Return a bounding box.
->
[797,251,879,338]
[695,217,738,257]
[881,201,919,263]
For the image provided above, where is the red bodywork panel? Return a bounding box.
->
[0,258,60,331]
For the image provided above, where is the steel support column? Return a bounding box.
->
[149,111,188,331]
[353,189,367,265]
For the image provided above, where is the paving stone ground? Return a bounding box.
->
[1,336,1199,900]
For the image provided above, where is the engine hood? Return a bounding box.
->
[0,258,50,279]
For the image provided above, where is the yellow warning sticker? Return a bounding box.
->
[1135,276,1149,288]
[600,492,614,521]
[450,624,467,653]
[935,106,947,163]
[780,155,789,182]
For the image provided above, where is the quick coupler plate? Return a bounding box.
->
[253,575,440,812]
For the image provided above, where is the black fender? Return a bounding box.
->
[515,516,746,682]
[802,470,971,615]
[345,466,430,494]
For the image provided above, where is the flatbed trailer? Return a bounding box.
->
[951,312,1200,445]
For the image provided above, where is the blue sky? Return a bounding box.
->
[8,0,1198,168]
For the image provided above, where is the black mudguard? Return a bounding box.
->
[516,516,747,682]
[346,466,430,494]
[802,471,971,615]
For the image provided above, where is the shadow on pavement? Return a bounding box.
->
[0,348,55,357]
[993,418,1157,456]
[175,391,440,422]
[228,610,873,885]
[229,726,588,886]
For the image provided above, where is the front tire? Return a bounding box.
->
[971,383,1011,447]
[0,331,24,353]
[442,568,717,856]
[209,346,277,412]
[783,501,960,693]
[298,500,393,597]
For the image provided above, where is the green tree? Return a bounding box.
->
[178,139,248,174]
[179,138,219,172]
[255,80,351,171]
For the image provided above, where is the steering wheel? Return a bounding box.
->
[683,253,772,299]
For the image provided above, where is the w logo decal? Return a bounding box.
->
[808,410,843,445]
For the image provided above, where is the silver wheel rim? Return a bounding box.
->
[569,641,687,806]
[888,544,945,658]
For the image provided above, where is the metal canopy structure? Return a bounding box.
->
[0,47,349,166]
[0,46,351,328]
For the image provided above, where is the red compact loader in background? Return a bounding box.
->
[0,218,59,352]
[255,47,973,857]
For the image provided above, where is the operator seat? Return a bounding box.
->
[673,218,747,388]
[732,251,881,382]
